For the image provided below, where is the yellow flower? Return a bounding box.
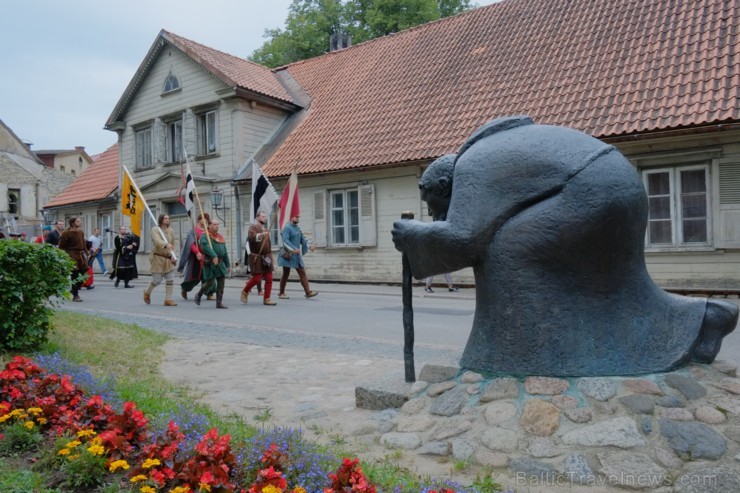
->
[262,485,283,493]
[27,407,43,415]
[141,486,156,493]
[0,415,10,423]
[58,448,71,456]
[197,482,211,492]
[66,440,81,448]
[68,454,80,460]
[130,474,148,483]
[172,487,193,493]
[87,444,106,456]
[9,409,23,417]
[37,417,47,425]
[142,458,161,469]
[292,488,307,493]
[109,459,130,472]
[77,429,97,438]
[91,436,103,445]
[24,421,34,430]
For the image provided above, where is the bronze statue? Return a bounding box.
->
[392,116,738,376]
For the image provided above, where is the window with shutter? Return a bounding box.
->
[320,184,376,248]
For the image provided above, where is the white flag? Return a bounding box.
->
[184,163,195,217]
[250,160,279,221]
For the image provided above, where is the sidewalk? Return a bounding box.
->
[220,275,477,300]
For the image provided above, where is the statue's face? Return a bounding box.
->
[421,188,450,221]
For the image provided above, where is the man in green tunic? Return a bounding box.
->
[195,219,230,309]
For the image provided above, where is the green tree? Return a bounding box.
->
[251,0,474,68]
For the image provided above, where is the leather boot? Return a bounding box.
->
[279,272,288,298]
[194,289,203,306]
[298,270,317,298]
[216,292,228,309]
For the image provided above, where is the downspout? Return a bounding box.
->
[233,182,242,268]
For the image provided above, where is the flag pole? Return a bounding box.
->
[122,165,177,262]
[183,154,213,249]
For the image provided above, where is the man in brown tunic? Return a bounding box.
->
[58,216,87,302]
[241,210,277,305]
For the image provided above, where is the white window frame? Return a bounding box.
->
[100,213,113,251]
[329,189,360,246]
[135,127,153,169]
[163,73,180,94]
[197,110,217,156]
[167,119,183,163]
[643,164,712,250]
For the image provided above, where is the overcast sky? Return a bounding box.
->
[1,0,499,156]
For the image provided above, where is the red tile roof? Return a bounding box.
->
[45,144,119,208]
[262,0,739,177]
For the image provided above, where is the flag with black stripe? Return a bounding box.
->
[251,161,279,221]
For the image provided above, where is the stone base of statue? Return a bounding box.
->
[356,361,740,491]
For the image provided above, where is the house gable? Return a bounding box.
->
[106,30,298,130]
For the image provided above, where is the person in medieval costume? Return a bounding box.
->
[111,226,139,287]
[195,219,230,308]
[241,210,277,305]
[58,216,87,302]
[177,212,215,301]
[277,214,318,299]
[144,214,178,306]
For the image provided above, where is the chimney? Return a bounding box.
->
[75,146,85,152]
[329,32,351,52]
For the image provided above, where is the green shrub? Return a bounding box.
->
[0,241,73,352]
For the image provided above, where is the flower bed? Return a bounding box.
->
[0,355,481,493]
[0,355,379,493]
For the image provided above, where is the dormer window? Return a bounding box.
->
[163,73,180,94]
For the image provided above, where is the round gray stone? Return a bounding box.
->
[664,374,707,400]
[417,441,450,456]
[451,438,476,460]
[479,377,520,402]
[619,394,655,414]
[577,378,617,401]
[660,418,726,460]
[380,432,422,450]
[656,395,686,408]
[561,416,646,448]
[430,385,470,416]
[480,427,519,453]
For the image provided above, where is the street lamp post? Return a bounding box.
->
[210,188,224,225]
[43,210,56,225]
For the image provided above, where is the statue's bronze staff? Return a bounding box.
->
[401,211,415,382]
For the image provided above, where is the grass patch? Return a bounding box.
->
[46,311,167,382]
[0,457,57,492]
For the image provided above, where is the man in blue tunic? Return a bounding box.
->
[277,214,318,299]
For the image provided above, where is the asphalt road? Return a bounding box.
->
[59,275,475,368]
[59,275,740,368]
